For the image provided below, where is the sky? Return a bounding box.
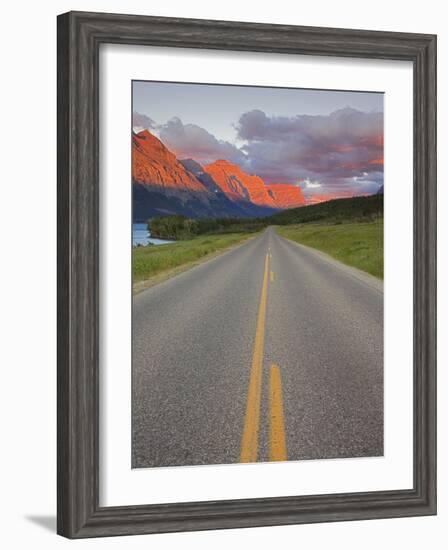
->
[132,80,383,200]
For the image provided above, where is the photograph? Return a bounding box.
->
[131,81,384,469]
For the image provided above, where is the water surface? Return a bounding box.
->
[133,223,174,246]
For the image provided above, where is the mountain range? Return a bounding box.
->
[132,130,305,222]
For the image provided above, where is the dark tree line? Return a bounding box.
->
[148,215,264,240]
[148,195,383,240]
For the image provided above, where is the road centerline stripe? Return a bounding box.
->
[269,364,287,462]
[240,252,270,463]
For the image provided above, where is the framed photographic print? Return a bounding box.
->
[57,11,437,538]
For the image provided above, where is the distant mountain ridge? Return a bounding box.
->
[132,129,305,221]
[265,183,306,209]
[179,158,275,218]
[203,160,305,210]
[204,159,277,208]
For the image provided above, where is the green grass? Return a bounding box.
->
[276,219,383,279]
[133,232,254,283]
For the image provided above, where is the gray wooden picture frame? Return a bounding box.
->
[57,11,437,538]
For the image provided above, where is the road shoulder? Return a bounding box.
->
[279,233,383,294]
[133,234,258,295]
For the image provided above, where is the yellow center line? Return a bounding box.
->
[240,252,270,463]
[270,270,274,283]
[269,364,288,462]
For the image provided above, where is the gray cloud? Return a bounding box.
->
[133,111,157,131]
[158,117,246,166]
[236,107,383,194]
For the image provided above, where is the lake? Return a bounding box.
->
[133,223,174,246]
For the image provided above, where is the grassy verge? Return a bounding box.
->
[133,232,255,292]
[276,219,383,279]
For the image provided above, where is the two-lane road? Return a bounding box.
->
[132,227,383,468]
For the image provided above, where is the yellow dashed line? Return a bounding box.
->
[269,364,287,462]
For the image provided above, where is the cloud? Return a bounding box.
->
[236,107,383,195]
[303,179,321,189]
[158,117,246,166]
[133,112,157,132]
[136,107,383,198]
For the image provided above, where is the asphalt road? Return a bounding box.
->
[132,227,383,468]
